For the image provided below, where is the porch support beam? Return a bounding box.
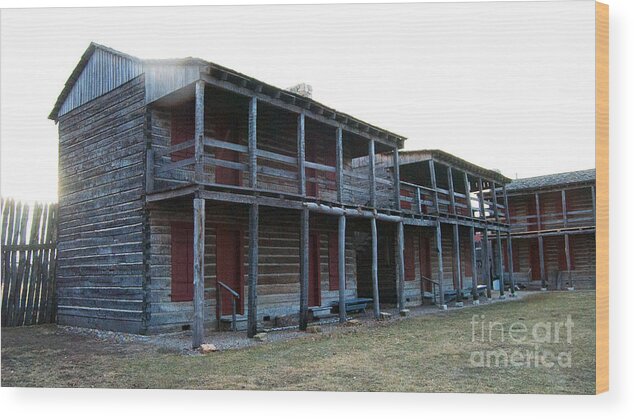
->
[562,190,568,227]
[194,80,205,183]
[192,197,205,349]
[371,217,380,318]
[369,140,376,207]
[297,113,306,196]
[452,223,462,304]
[338,215,347,322]
[535,193,542,231]
[435,221,445,308]
[299,208,309,330]
[503,185,515,296]
[565,233,573,290]
[495,228,505,298]
[429,160,440,214]
[247,203,259,337]
[538,235,546,289]
[299,207,309,330]
[248,97,258,189]
[482,227,491,299]
[447,166,456,215]
[393,147,401,211]
[470,226,479,302]
[396,221,405,311]
[336,127,344,203]
[463,172,473,218]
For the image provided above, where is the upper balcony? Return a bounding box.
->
[507,185,596,235]
[145,79,404,210]
[355,150,512,226]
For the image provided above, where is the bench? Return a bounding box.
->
[329,297,373,313]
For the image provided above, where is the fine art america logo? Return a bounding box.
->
[469,315,574,368]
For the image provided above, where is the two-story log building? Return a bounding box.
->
[505,169,596,290]
[50,43,514,347]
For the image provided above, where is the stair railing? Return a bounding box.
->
[216,280,240,331]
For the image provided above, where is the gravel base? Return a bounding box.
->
[57,290,536,356]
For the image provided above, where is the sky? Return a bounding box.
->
[0,1,595,203]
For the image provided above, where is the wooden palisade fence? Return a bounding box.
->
[1,199,58,327]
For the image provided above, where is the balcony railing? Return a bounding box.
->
[150,136,395,208]
[509,209,595,233]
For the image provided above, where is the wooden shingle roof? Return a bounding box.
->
[506,169,595,192]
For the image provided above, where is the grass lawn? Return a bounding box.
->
[1,291,596,393]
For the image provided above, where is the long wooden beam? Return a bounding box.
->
[371,217,380,318]
[192,197,205,349]
[482,228,491,299]
[506,233,516,296]
[338,215,346,322]
[396,221,405,311]
[247,203,259,337]
[564,233,572,289]
[535,193,542,231]
[393,147,401,211]
[369,140,376,207]
[561,189,568,228]
[453,223,462,304]
[297,113,306,196]
[336,127,343,203]
[447,166,456,215]
[463,172,473,218]
[538,235,546,290]
[429,160,440,214]
[470,226,479,303]
[435,221,445,308]
[248,97,258,189]
[495,228,505,298]
[299,208,309,330]
[194,80,205,183]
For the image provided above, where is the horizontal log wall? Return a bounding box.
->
[56,75,147,334]
[146,204,358,333]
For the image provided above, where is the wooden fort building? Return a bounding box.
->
[504,170,596,290]
[50,43,513,346]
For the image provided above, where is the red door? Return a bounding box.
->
[308,232,321,306]
[216,228,244,315]
[419,235,432,292]
[171,222,194,302]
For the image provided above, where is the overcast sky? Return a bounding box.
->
[0,1,595,202]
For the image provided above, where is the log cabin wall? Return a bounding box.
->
[145,203,358,333]
[56,75,147,333]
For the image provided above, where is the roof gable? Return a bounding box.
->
[49,43,143,121]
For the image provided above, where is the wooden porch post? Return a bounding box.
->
[478,178,491,298]
[463,172,473,218]
[396,221,405,311]
[371,217,380,318]
[470,226,479,303]
[538,235,546,290]
[297,113,306,196]
[192,197,205,349]
[492,183,505,299]
[452,223,463,305]
[562,190,568,227]
[299,208,309,330]
[447,166,456,215]
[369,140,376,208]
[247,203,259,338]
[248,97,258,189]
[429,160,440,214]
[535,193,542,231]
[336,127,343,203]
[435,221,446,308]
[194,80,205,183]
[565,233,573,290]
[506,233,515,296]
[338,215,347,322]
[393,147,401,211]
[504,184,516,296]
